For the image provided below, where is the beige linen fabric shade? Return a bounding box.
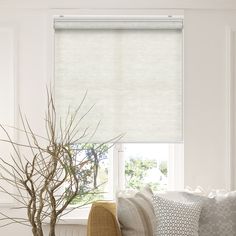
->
[54,17,183,143]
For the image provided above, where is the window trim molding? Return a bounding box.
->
[168,144,184,190]
[225,25,236,191]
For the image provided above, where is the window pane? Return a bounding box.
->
[68,144,113,205]
[124,143,169,191]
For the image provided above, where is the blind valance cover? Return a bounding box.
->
[55,18,183,143]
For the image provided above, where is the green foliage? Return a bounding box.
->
[125,158,156,190]
[159,161,167,177]
[69,189,104,205]
[67,143,109,205]
[81,143,109,189]
[70,147,169,204]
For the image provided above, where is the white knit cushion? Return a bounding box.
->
[117,186,155,236]
[153,195,202,236]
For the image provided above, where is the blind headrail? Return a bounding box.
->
[54,15,183,30]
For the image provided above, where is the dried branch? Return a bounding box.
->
[0,89,123,236]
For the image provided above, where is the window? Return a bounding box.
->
[124,143,170,191]
[54,16,184,203]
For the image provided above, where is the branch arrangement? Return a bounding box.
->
[0,90,122,236]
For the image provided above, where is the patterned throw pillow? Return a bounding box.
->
[182,191,236,236]
[153,195,202,236]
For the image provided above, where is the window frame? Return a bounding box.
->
[109,143,184,198]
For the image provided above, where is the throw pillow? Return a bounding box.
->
[135,185,154,201]
[117,186,155,236]
[182,191,236,236]
[185,186,206,196]
[156,191,188,202]
[153,195,202,236]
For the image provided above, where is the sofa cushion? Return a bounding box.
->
[153,195,202,236]
[182,191,236,236]
[117,186,155,236]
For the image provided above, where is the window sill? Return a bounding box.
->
[56,218,88,226]
[45,207,90,226]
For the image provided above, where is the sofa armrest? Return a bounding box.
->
[87,201,122,236]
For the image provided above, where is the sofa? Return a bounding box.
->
[87,188,236,236]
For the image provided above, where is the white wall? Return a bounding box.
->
[184,10,236,191]
[0,1,236,235]
[1,0,236,10]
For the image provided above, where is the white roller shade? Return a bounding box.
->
[54,18,183,143]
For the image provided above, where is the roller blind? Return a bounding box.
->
[54,17,183,143]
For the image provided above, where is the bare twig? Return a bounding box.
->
[0,88,123,236]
